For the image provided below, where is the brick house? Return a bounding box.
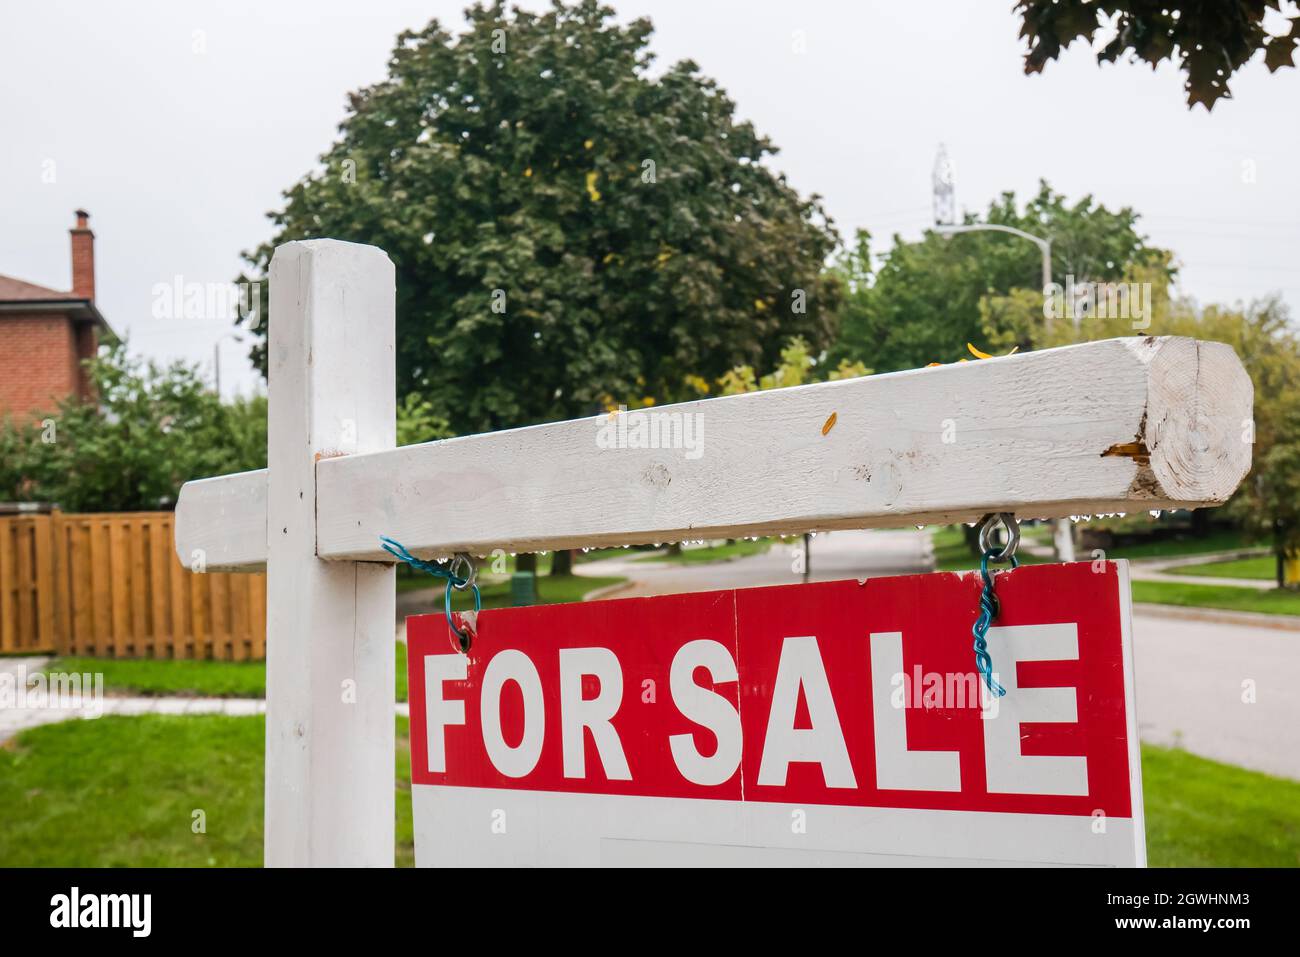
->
[0,211,113,421]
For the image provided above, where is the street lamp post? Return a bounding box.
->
[931,223,1052,303]
[931,146,1075,561]
[213,332,243,398]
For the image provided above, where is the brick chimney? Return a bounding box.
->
[70,209,95,301]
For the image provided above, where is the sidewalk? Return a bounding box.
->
[0,655,410,743]
[1127,548,1275,590]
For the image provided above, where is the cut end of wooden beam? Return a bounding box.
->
[1128,336,1254,507]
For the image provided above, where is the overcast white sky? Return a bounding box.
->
[3,0,1298,399]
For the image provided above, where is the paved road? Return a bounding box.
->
[1131,611,1300,780]
[585,529,934,598]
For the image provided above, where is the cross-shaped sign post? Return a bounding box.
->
[174,239,1254,867]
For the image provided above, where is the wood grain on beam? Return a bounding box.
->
[175,336,1253,570]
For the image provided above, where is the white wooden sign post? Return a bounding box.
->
[175,239,1253,867]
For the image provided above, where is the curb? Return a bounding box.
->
[1128,547,1271,568]
[1132,601,1300,632]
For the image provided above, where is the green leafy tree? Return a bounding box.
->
[978,267,1300,582]
[831,182,1167,374]
[1258,404,1300,587]
[395,393,455,447]
[1,344,266,512]
[238,0,841,436]
[1016,0,1299,110]
[220,394,270,475]
[716,336,869,396]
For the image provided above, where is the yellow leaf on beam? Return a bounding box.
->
[967,342,1019,360]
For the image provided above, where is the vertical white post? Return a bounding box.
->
[265,240,396,866]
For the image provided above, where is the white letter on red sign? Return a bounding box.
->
[668,639,742,786]
[480,649,545,778]
[869,633,961,791]
[981,624,1089,795]
[757,636,857,788]
[424,654,467,773]
[559,647,632,781]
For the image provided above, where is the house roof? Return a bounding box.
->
[0,273,74,302]
[0,272,113,336]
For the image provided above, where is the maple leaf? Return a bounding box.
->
[1015,2,1293,110]
[1264,33,1298,72]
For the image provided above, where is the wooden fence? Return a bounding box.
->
[0,510,265,660]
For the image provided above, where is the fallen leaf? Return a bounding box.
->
[967,342,1020,360]
[822,412,837,435]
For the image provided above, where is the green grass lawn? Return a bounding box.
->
[0,714,419,867]
[395,715,413,867]
[1131,580,1300,616]
[44,643,412,702]
[0,715,266,867]
[396,549,637,593]
[1168,555,1276,581]
[638,538,776,565]
[399,568,623,603]
[1142,743,1300,866]
[929,527,1299,617]
[1104,528,1265,561]
[577,546,649,563]
[479,573,624,606]
[2,715,1296,867]
[932,525,1267,573]
[43,655,270,699]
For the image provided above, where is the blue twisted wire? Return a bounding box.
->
[380,536,480,648]
[972,548,1018,697]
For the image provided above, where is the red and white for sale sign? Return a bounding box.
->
[407,561,1145,867]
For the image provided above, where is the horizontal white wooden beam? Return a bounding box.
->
[176,336,1253,571]
[174,469,267,572]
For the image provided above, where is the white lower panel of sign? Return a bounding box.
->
[413,785,1143,867]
